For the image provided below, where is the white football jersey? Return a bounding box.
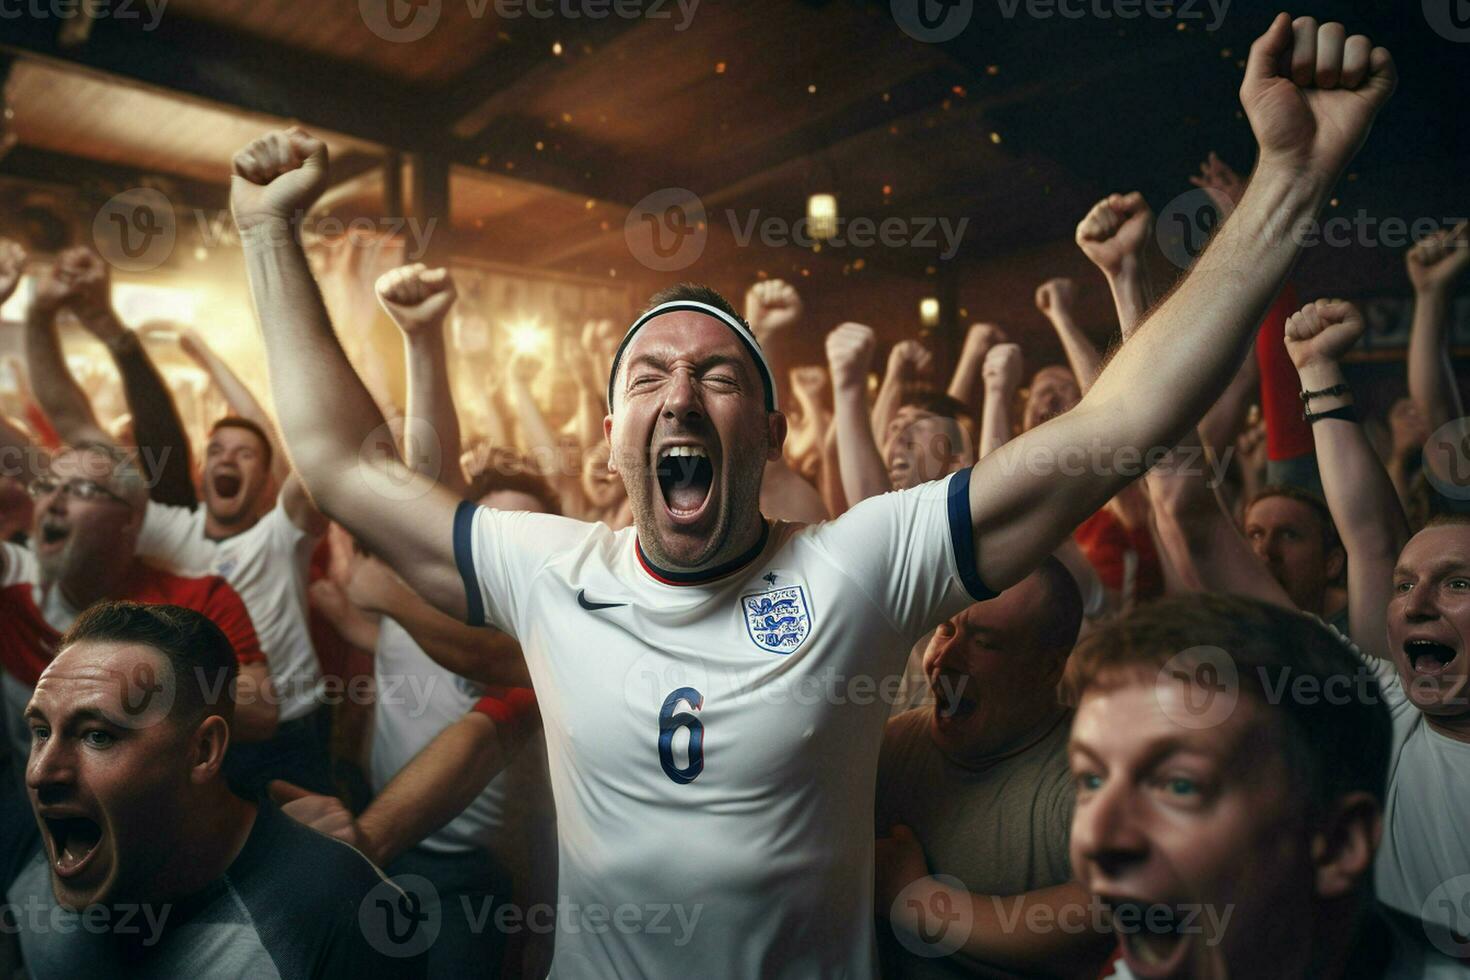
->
[134,501,322,721]
[455,470,993,979]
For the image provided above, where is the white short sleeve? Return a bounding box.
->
[135,502,205,564]
[452,501,597,637]
[802,469,995,640]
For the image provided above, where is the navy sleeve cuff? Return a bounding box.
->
[453,500,486,627]
[946,468,997,603]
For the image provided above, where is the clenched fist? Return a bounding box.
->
[0,239,26,306]
[790,365,829,401]
[1406,221,1469,296]
[887,339,934,380]
[1076,193,1152,279]
[1034,278,1077,319]
[230,128,329,234]
[745,279,803,339]
[982,343,1023,394]
[1240,14,1395,180]
[959,322,1007,364]
[376,264,457,335]
[825,322,876,391]
[1284,298,1363,371]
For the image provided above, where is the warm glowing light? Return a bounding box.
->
[919,297,940,327]
[807,193,838,241]
[508,320,547,354]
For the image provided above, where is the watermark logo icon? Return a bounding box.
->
[892,0,973,43]
[1421,874,1470,958]
[1423,418,1470,501]
[359,874,441,958]
[1156,188,1221,270]
[92,188,176,273]
[891,874,973,957]
[625,188,707,272]
[360,0,441,42]
[1156,645,1238,730]
[1423,0,1470,42]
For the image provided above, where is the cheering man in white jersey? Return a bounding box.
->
[230,15,1394,977]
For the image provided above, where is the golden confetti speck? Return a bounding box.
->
[882,184,892,195]
[535,141,544,151]
[715,61,726,74]
[986,65,999,75]
[989,132,1002,144]
[551,41,563,55]
[807,84,817,94]
[853,258,865,270]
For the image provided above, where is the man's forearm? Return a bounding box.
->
[23,306,106,445]
[948,352,985,408]
[242,224,412,530]
[378,592,531,688]
[404,328,465,493]
[95,321,196,507]
[1106,260,1151,339]
[1408,288,1463,430]
[1047,313,1102,394]
[889,879,1109,979]
[357,711,506,866]
[185,334,287,484]
[979,389,1012,459]
[1297,361,1407,660]
[832,384,889,505]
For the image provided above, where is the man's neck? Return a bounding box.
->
[204,508,262,542]
[936,704,1071,772]
[144,788,257,905]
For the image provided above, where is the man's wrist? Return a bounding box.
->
[237,215,299,249]
[1294,361,1346,391]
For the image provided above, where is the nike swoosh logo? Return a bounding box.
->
[577,590,626,611]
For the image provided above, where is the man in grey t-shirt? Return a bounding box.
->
[876,557,1111,978]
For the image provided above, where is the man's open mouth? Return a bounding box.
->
[43,814,103,878]
[211,471,243,499]
[656,445,714,522]
[38,520,69,550]
[1405,638,1460,677]
[1106,899,1194,979]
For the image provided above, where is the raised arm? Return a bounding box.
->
[968,14,1396,593]
[825,322,890,505]
[744,279,803,410]
[872,340,932,440]
[24,252,110,446]
[177,326,289,485]
[1284,300,1409,659]
[230,129,466,618]
[979,343,1022,459]
[376,264,466,496]
[1076,193,1154,337]
[1034,279,1101,393]
[948,322,1008,412]
[62,249,197,507]
[1405,221,1468,431]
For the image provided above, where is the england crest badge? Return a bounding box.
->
[741,585,811,655]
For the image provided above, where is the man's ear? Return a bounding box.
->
[189,714,232,784]
[766,412,789,462]
[603,415,617,473]
[1325,544,1346,583]
[1310,790,1382,900]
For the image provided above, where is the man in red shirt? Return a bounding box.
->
[0,443,272,782]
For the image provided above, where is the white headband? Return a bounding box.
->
[606,300,779,412]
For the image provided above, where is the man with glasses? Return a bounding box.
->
[0,443,271,774]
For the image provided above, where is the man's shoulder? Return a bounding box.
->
[126,562,241,610]
[231,805,390,906]
[0,539,39,589]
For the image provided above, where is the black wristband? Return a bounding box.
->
[1300,383,1350,403]
[1305,404,1358,425]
